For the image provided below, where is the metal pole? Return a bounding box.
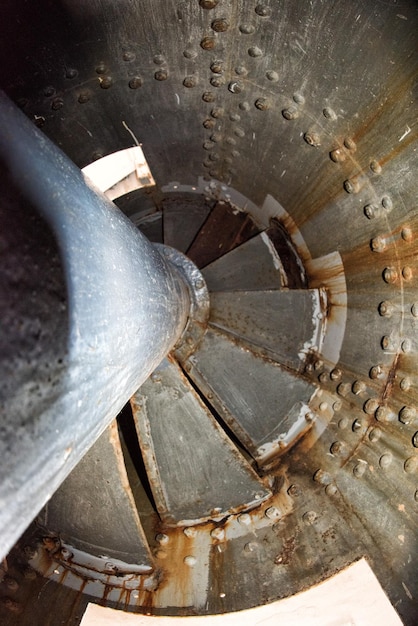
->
[0,92,191,559]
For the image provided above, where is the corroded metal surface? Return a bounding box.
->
[0,0,417,625]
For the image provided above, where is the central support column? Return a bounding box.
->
[0,93,194,559]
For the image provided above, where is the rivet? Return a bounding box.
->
[229,81,244,94]
[305,412,314,422]
[378,300,394,317]
[364,398,379,415]
[95,63,107,75]
[230,113,240,122]
[369,365,383,379]
[414,490,418,502]
[65,68,78,79]
[319,401,328,412]
[122,51,135,62]
[203,118,215,129]
[43,85,56,98]
[78,91,91,104]
[304,131,321,147]
[0,597,22,613]
[211,18,229,32]
[303,511,318,525]
[287,484,301,497]
[265,506,281,520]
[209,152,220,161]
[234,127,245,137]
[293,93,305,104]
[338,417,349,429]
[248,46,263,58]
[330,441,345,456]
[210,76,225,87]
[201,37,216,50]
[381,335,396,351]
[129,76,143,89]
[369,427,381,443]
[330,148,346,162]
[370,236,386,253]
[343,137,356,150]
[343,178,360,194]
[211,527,225,540]
[99,76,113,89]
[239,23,255,34]
[244,541,258,552]
[318,372,328,383]
[199,0,219,8]
[313,469,332,485]
[51,97,64,110]
[333,399,342,412]
[154,69,168,81]
[376,408,394,427]
[226,136,237,145]
[404,457,418,473]
[239,101,250,111]
[314,359,323,371]
[184,555,197,566]
[364,203,378,219]
[400,377,411,391]
[105,562,117,572]
[183,76,198,88]
[402,266,413,281]
[266,70,279,81]
[412,303,418,317]
[255,97,270,110]
[153,54,165,65]
[381,195,393,210]
[156,533,169,545]
[210,60,224,74]
[370,160,382,174]
[401,227,413,241]
[4,577,18,592]
[325,484,338,496]
[353,462,366,478]
[383,267,398,284]
[352,380,366,395]
[183,48,198,59]
[337,382,351,397]
[330,368,342,381]
[401,338,412,353]
[17,97,29,108]
[412,432,418,448]
[203,140,215,151]
[352,418,364,432]
[231,149,240,158]
[202,91,216,102]
[235,66,249,78]
[155,549,167,560]
[184,527,197,538]
[238,513,251,526]
[211,107,224,118]
[399,406,416,425]
[323,107,337,120]
[209,169,218,177]
[255,4,272,17]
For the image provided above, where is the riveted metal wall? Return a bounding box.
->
[0,1,417,625]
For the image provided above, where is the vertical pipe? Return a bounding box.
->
[0,92,190,559]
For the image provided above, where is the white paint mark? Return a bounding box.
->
[122,120,140,146]
[280,169,286,178]
[175,93,180,105]
[402,582,413,600]
[294,40,306,55]
[252,132,256,140]
[396,14,407,20]
[355,13,361,22]
[399,126,411,142]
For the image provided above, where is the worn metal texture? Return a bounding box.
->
[0,93,191,560]
[0,0,417,625]
[131,357,271,524]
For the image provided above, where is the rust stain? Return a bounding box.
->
[381,352,400,403]
[274,535,297,565]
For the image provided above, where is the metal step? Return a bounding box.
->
[184,327,317,465]
[130,357,271,525]
[162,197,211,252]
[209,289,325,371]
[202,232,285,292]
[38,422,154,570]
[186,202,260,268]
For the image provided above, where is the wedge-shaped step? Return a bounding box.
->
[186,202,260,268]
[162,197,211,252]
[185,328,317,466]
[38,422,154,571]
[209,289,325,371]
[131,357,271,525]
[202,232,284,292]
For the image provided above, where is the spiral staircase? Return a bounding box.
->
[0,0,417,624]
